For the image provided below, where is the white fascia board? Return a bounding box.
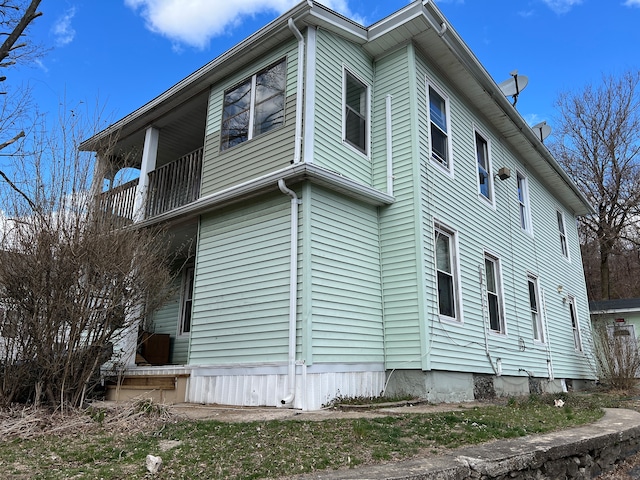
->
[591,308,640,315]
[135,163,395,228]
[367,0,426,43]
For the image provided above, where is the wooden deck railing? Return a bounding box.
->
[97,147,203,223]
[146,147,203,218]
[97,178,138,227]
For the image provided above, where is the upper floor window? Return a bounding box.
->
[557,210,569,258]
[435,224,460,320]
[344,70,368,154]
[221,59,286,151]
[475,131,492,201]
[517,173,532,234]
[528,274,544,342]
[568,295,583,351]
[179,266,195,336]
[428,85,451,170]
[484,254,504,334]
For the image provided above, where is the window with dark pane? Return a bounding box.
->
[476,132,491,200]
[344,71,367,153]
[485,256,503,333]
[221,59,286,150]
[429,86,449,167]
[435,228,457,319]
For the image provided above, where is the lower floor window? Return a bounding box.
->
[180,266,195,335]
[528,275,544,342]
[485,254,504,333]
[435,225,459,320]
[568,296,583,351]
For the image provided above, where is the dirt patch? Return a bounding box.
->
[167,399,489,423]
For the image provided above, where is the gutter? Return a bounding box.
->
[134,163,395,229]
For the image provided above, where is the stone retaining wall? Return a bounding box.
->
[454,410,640,479]
[295,408,640,480]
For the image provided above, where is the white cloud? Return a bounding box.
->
[623,0,640,6]
[540,0,583,14]
[52,8,76,47]
[125,0,361,49]
[518,9,535,18]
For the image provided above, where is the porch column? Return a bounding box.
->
[89,152,106,201]
[133,126,159,222]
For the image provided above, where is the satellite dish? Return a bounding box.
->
[498,70,528,107]
[532,121,551,143]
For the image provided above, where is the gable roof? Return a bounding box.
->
[80,0,593,217]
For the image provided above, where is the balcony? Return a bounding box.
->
[98,147,203,224]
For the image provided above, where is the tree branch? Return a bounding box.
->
[0,0,42,65]
[0,168,38,212]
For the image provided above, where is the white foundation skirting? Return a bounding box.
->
[187,364,386,411]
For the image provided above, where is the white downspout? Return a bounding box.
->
[288,18,304,164]
[385,94,394,196]
[541,288,555,380]
[278,179,301,407]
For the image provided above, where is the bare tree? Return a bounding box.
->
[592,321,640,391]
[551,71,640,300]
[0,0,42,152]
[0,105,178,409]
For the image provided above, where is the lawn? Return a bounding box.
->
[0,393,625,480]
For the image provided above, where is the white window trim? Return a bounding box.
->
[484,251,506,335]
[556,209,570,260]
[178,266,195,337]
[567,295,583,352]
[342,66,370,157]
[528,273,546,344]
[474,127,495,207]
[434,221,463,323]
[517,171,534,236]
[426,80,454,177]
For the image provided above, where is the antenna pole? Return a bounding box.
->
[512,72,520,107]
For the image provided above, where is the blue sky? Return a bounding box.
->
[6,0,640,143]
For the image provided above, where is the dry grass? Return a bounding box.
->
[0,393,612,479]
[0,399,176,441]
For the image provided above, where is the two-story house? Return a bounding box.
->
[80,0,596,410]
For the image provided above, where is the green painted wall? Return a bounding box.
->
[151,277,189,364]
[188,194,291,365]
[312,29,374,185]
[182,22,595,380]
[201,39,298,196]
[373,45,425,369]
[411,50,594,379]
[307,185,384,364]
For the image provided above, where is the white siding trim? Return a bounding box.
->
[187,363,385,410]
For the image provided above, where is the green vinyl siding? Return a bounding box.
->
[309,186,384,364]
[374,46,424,368]
[313,28,374,185]
[413,51,594,378]
[188,195,291,365]
[526,179,593,378]
[201,40,298,195]
[150,283,189,365]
